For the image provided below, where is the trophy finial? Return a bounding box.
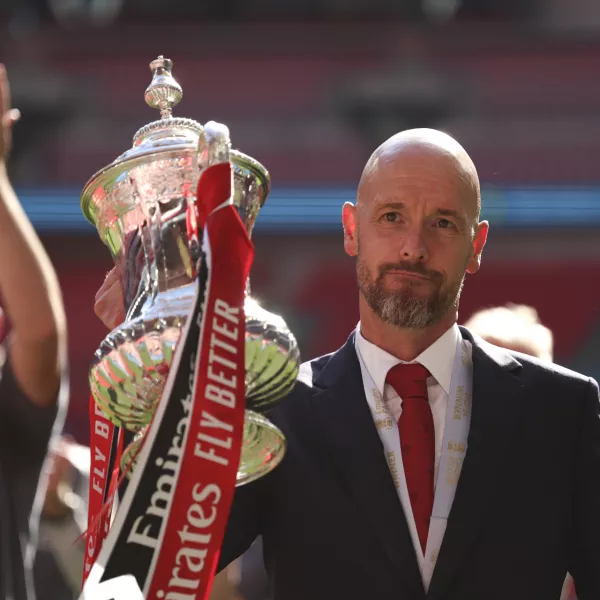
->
[144,56,182,119]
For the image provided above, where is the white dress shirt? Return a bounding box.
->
[354,322,462,571]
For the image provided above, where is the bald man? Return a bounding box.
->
[96,128,600,600]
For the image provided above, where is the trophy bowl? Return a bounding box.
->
[81,56,300,486]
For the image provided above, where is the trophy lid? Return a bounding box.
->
[80,56,204,225]
[80,56,270,233]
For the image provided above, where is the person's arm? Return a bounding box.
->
[568,378,600,599]
[0,64,66,409]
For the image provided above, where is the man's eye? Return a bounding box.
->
[383,212,399,222]
[436,218,454,229]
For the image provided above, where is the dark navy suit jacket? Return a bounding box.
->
[219,327,600,600]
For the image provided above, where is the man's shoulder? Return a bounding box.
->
[500,344,596,391]
[266,351,341,425]
[294,351,339,393]
[467,330,593,387]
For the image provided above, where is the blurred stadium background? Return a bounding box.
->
[1,0,600,444]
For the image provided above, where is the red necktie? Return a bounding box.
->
[386,363,435,554]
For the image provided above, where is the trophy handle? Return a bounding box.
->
[198,120,232,169]
[184,120,234,278]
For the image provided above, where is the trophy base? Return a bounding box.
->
[237,410,286,486]
[90,285,298,487]
[121,410,286,487]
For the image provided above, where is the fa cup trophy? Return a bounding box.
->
[81,56,300,488]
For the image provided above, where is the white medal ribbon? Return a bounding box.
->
[357,335,473,591]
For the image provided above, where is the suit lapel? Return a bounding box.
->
[426,328,525,600]
[309,334,425,598]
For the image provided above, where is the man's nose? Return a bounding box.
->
[400,226,428,262]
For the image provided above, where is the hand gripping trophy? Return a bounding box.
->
[79,57,300,598]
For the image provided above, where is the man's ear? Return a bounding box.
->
[343,202,358,257]
[466,220,489,274]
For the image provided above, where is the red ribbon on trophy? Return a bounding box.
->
[83,400,122,584]
[80,161,253,599]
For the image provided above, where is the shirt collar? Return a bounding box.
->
[355,322,460,396]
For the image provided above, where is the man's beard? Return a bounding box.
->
[357,258,465,329]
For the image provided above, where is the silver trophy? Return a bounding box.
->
[81,56,300,485]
